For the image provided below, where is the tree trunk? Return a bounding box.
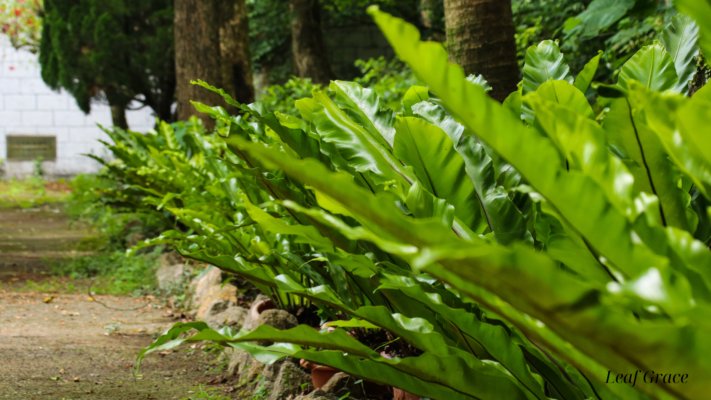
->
[289,0,335,85]
[174,0,223,130]
[443,0,519,102]
[219,0,255,105]
[110,104,129,130]
[105,88,129,130]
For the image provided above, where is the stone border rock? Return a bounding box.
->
[161,264,377,400]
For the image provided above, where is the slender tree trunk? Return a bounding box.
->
[254,62,273,98]
[157,76,176,123]
[105,88,129,129]
[289,0,335,85]
[443,0,519,102]
[174,0,223,130]
[110,104,129,130]
[219,0,255,105]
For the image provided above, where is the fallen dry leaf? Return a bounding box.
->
[72,376,80,382]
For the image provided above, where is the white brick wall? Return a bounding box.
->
[1,36,156,177]
[37,94,68,110]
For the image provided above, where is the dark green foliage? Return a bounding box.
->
[353,57,418,110]
[257,57,416,116]
[39,0,175,120]
[66,173,173,251]
[131,4,711,398]
[512,0,678,83]
[248,0,422,86]
[258,77,323,117]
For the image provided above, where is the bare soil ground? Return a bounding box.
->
[0,207,223,400]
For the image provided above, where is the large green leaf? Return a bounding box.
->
[402,85,430,116]
[529,194,614,285]
[230,128,711,399]
[411,101,466,145]
[572,0,635,37]
[142,324,537,400]
[330,81,397,149]
[527,80,594,124]
[404,102,531,243]
[675,0,711,57]
[405,181,455,228]
[311,90,414,189]
[522,40,573,96]
[602,96,691,231]
[573,51,602,94]
[240,194,333,249]
[660,13,701,95]
[466,74,492,93]
[376,274,570,400]
[617,42,679,94]
[456,136,532,245]
[370,7,667,281]
[677,85,711,171]
[393,117,486,233]
[635,84,711,199]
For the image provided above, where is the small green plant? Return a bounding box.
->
[251,376,270,400]
[258,77,322,116]
[104,322,122,335]
[181,384,231,400]
[49,247,161,296]
[353,56,418,110]
[32,155,44,178]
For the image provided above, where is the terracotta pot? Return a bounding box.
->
[393,387,423,400]
[250,298,275,321]
[380,353,421,399]
[300,359,339,388]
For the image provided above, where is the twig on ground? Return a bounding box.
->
[86,278,150,311]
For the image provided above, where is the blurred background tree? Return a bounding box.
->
[39,0,175,128]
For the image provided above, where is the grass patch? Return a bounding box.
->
[48,247,162,296]
[0,177,71,209]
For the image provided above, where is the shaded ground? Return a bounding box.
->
[0,206,225,399]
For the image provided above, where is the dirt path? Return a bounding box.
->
[0,206,90,285]
[0,207,221,400]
